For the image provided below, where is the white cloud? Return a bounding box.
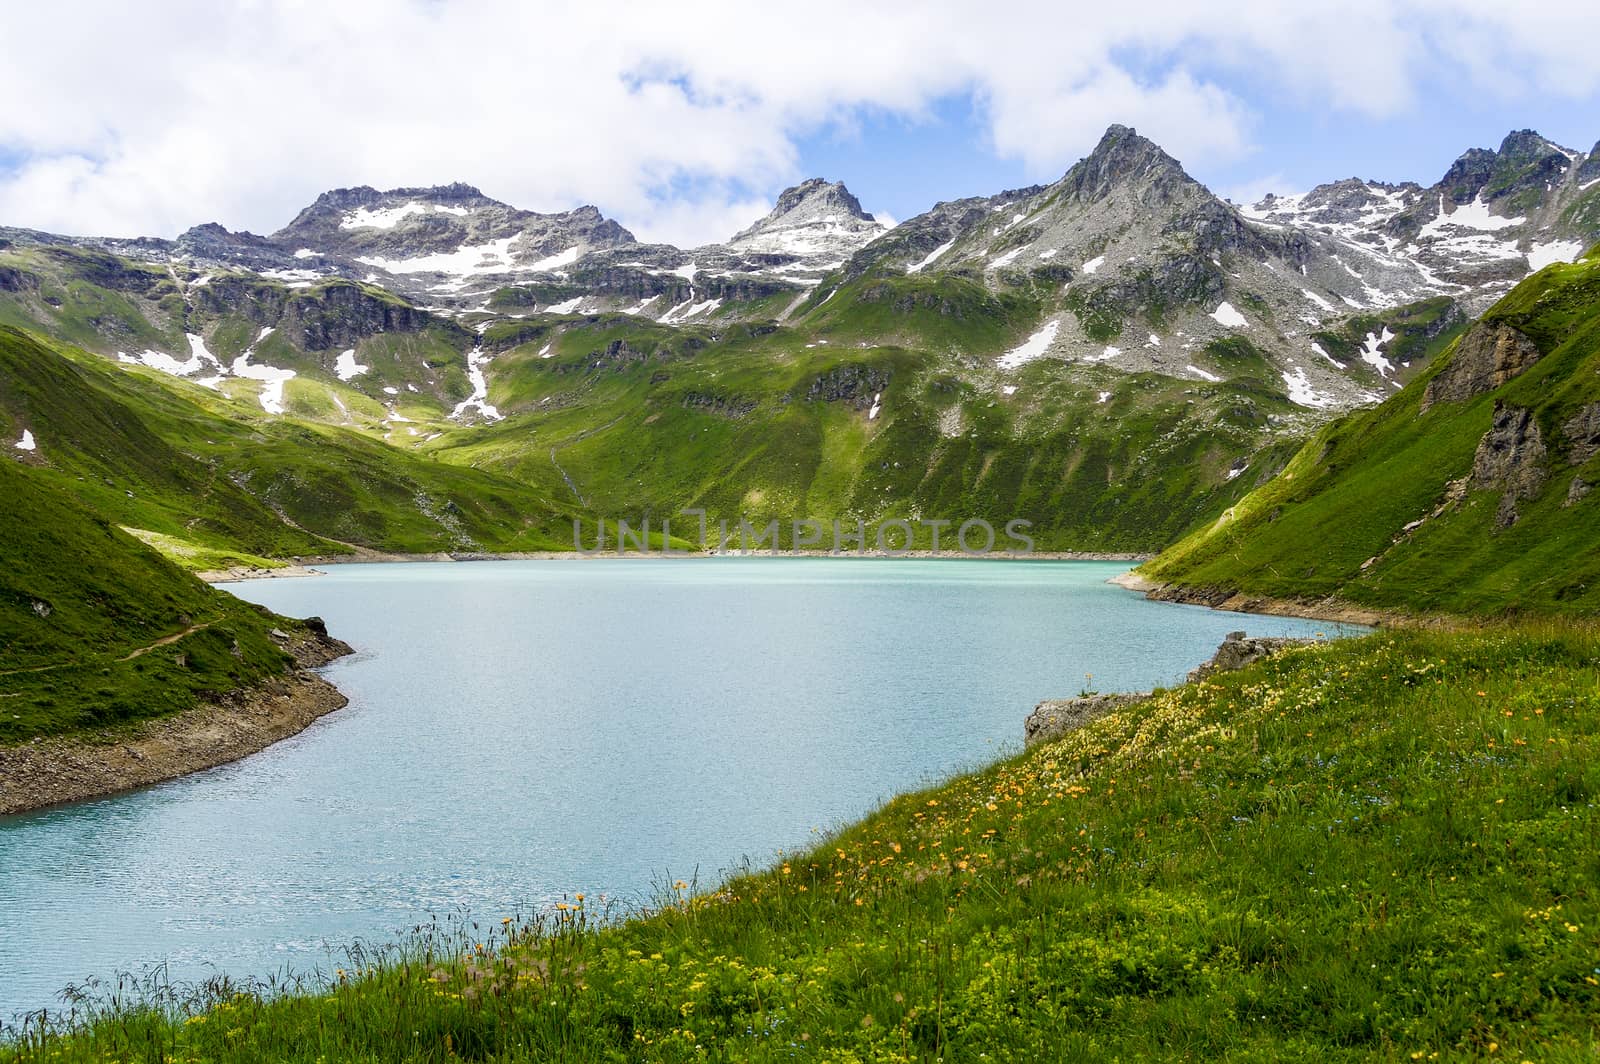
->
[627,195,773,249]
[0,1,1597,246]
[1219,173,1292,208]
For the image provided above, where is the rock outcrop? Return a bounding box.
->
[1563,402,1600,465]
[1421,322,1543,411]
[1025,631,1313,746]
[1188,630,1313,682]
[1025,692,1149,747]
[1471,402,1548,526]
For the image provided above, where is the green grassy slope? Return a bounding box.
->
[0,326,579,562]
[0,459,297,741]
[1141,251,1600,615]
[14,625,1598,1060]
[446,306,1307,552]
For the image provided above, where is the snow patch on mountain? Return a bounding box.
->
[341,202,466,230]
[907,239,955,273]
[1210,302,1248,328]
[1282,366,1336,408]
[231,328,296,414]
[529,246,582,272]
[335,349,369,380]
[997,319,1060,370]
[357,236,520,275]
[1527,240,1585,271]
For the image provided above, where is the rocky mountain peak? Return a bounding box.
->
[1058,124,1193,204]
[724,178,885,261]
[774,179,873,222]
[729,179,877,244]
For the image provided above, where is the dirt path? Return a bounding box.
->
[0,622,215,678]
[117,622,211,661]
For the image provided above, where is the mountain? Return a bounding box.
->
[1243,129,1600,295]
[4,124,1596,425]
[726,177,890,262]
[1136,244,1600,616]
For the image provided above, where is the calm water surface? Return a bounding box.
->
[0,559,1352,1017]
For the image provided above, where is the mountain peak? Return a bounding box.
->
[724,178,884,257]
[730,179,876,246]
[1059,124,1193,202]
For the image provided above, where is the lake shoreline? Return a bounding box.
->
[1108,570,1414,628]
[199,549,1154,583]
[0,629,353,818]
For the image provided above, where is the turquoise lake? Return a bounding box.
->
[0,559,1354,1020]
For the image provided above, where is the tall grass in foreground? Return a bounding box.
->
[6,623,1600,1061]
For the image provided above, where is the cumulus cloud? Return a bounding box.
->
[0,0,1597,246]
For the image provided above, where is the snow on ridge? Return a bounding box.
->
[1186,364,1221,382]
[907,239,955,273]
[1301,288,1335,312]
[729,219,886,259]
[660,297,722,324]
[543,296,584,315]
[357,235,519,276]
[1081,254,1105,275]
[335,349,369,381]
[14,429,35,451]
[1209,301,1248,328]
[1311,341,1347,370]
[996,319,1060,370]
[340,202,471,230]
[1418,193,1523,237]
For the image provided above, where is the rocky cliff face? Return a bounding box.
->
[1471,402,1548,527]
[1421,321,1543,410]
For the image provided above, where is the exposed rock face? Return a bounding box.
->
[1025,692,1148,747]
[1568,477,1592,507]
[1563,402,1600,465]
[803,365,891,407]
[681,392,757,419]
[1579,141,1600,186]
[1471,402,1548,526]
[1188,630,1312,683]
[1421,322,1543,410]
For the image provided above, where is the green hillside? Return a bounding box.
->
[1140,249,1600,616]
[0,326,580,563]
[0,459,296,741]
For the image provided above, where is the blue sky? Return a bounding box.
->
[2,2,1599,246]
